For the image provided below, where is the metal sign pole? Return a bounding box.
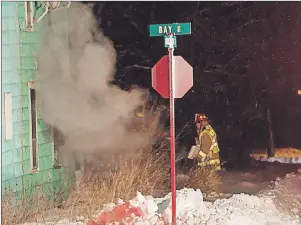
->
[150,23,192,224]
[168,34,176,225]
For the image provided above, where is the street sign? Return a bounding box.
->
[164,36,177,48]
[149,23,191,37]
[152,56,169,98]
[149,21,192,225]
[152,55,193,98]
[173,56,193,98]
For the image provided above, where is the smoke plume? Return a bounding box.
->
[36,3,158,161]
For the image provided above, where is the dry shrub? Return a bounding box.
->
[177,166,222,194]
[58,97,170,218]
[63,150,170,218]
[2,193,26,225]
[62,102,222,217]
[272,173,301,216]
[2,173,74,225]
[2,188,56,225]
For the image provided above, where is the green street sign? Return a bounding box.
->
[164,36,177,48]
[149,23,191,37]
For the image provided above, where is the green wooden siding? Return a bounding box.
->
[2,2,74,202]
[2,2,24,199]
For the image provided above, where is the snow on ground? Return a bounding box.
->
[22,187,300,225]
[251,156,301,164]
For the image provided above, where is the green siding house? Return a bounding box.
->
[2,1,73,201]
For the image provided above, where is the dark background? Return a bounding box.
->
[88,2,301,168]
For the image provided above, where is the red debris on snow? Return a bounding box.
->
[87,220,97,225]
[87,202,144,225]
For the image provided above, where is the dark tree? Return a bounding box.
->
[90,2,301,168]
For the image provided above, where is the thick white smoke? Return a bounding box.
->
[36,3,158,162]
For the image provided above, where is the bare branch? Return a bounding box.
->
[126,65,151,70]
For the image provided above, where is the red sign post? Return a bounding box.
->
[151,30,193,224]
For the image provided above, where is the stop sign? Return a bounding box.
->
[152,55,193,98]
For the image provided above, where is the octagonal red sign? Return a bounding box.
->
[152,55,193,98]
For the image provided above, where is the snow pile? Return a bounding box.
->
[22,188,300,225]
[255,156,301,164]
[204,194,299,225]
[86,188,299,225]
[86,189,209,224]
[88,192,166,225]
[158,188,208,224]
[160,189,299,225]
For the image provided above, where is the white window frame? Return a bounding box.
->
[28,81,39,172]
[4,92,13,140]
[24,1,34,32]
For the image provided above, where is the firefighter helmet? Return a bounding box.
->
[195,113,208,123]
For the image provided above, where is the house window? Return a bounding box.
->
[52,127,62,168]
[29,86,38,170]
[4,92,13,140]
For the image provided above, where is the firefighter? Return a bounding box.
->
[189,113,221,170]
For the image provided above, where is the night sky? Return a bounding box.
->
[89,2,301,167]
